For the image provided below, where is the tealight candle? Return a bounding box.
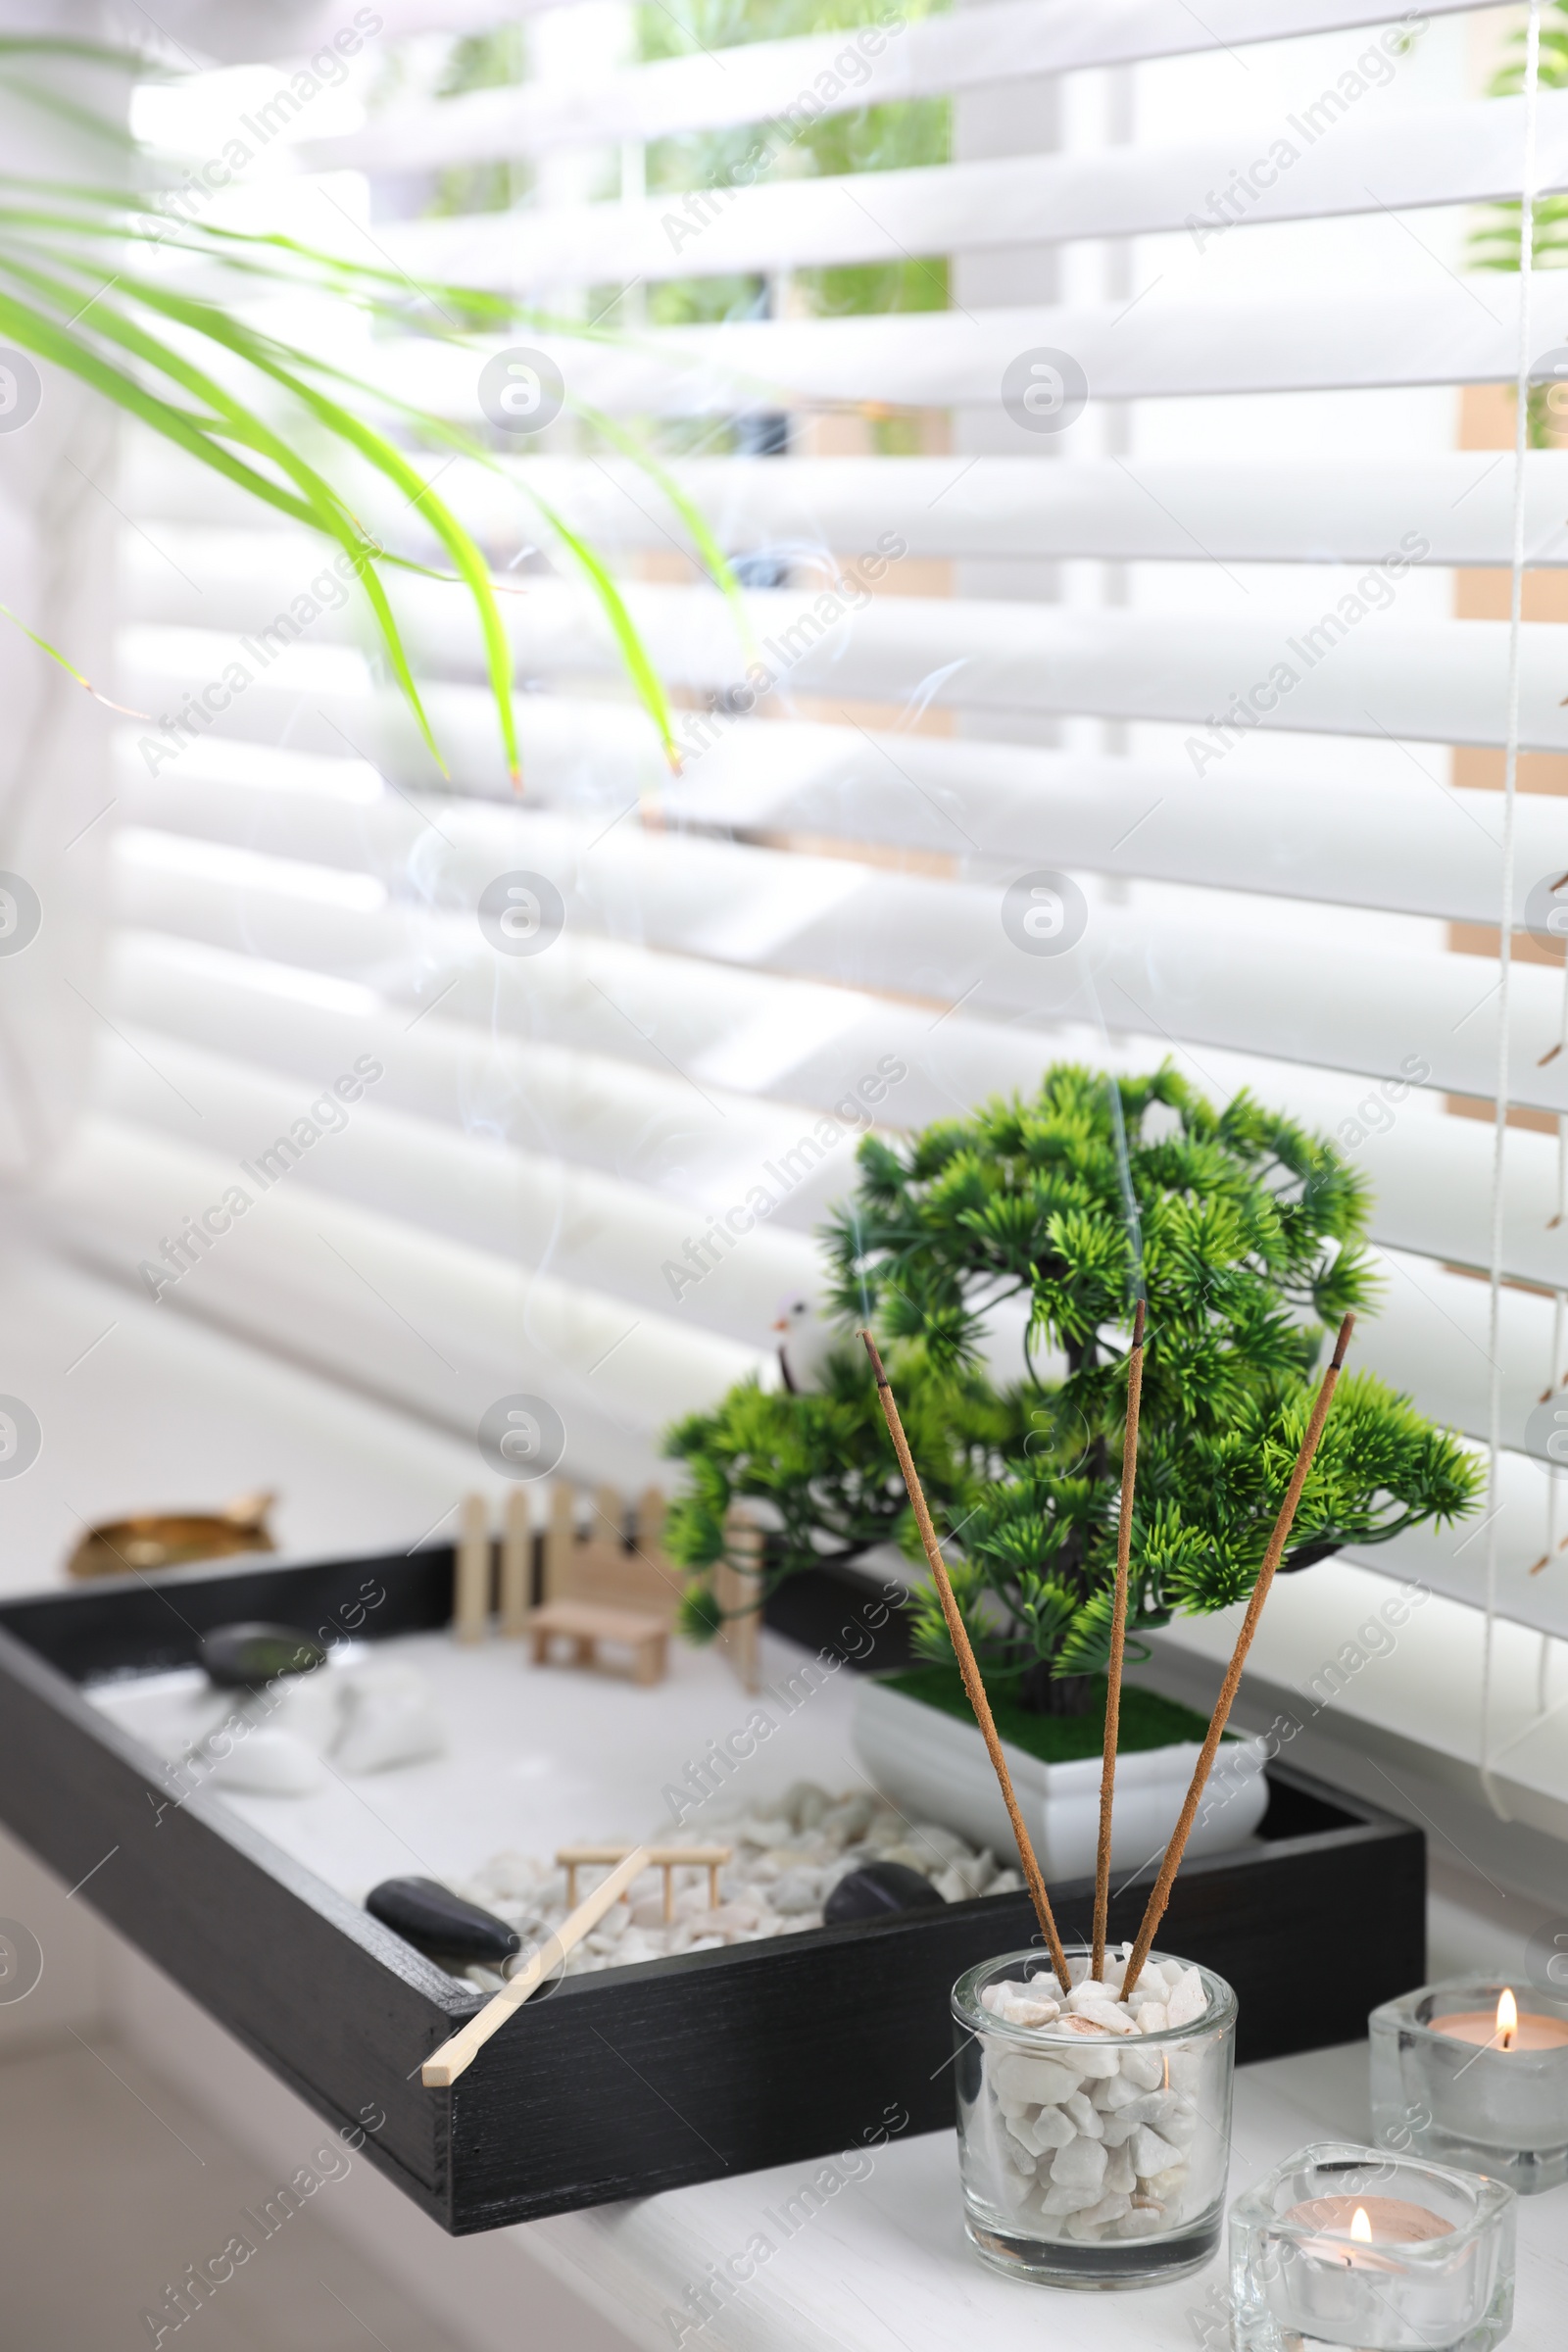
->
[1431,1986,1568,2053]
[1370,1977,1568,2193]
[1279,2194,1453,2251]
[1231,2143,1514,2352]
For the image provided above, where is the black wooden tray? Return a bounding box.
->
[0,1546,1424,2234]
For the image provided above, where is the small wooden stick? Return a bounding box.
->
[453,1493,490,1643]
[1119,1312,1356,2003]
[500,1489,530,1638]
[1092,1298,1146,1982]
[861,1331,1072,1992]
[421,1846,651,2087]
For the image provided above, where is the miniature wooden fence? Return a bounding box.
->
[463,1484,762,1690]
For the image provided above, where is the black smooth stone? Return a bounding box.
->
[366,1877,521,1965]
[823,1860,945,1926]
[199,1621,327,1691]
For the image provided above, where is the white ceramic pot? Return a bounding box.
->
[852,1678,1270,1880]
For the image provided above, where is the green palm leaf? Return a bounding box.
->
[0,62,737,786]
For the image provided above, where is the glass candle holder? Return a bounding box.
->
[1369,1977,1568,2194]
[1229,2141,1514,2352]
[951,1942,1236,2289]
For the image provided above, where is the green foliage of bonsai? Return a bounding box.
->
[663,1063,1482,1706]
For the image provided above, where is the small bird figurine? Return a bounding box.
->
[771,1294,838,1394]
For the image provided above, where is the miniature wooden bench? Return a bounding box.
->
[526,1598,668,1686]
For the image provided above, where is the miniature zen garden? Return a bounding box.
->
[86,1055,1563,2309]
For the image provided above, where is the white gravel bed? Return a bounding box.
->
[437,1780,1023,1988]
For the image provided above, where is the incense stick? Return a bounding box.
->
[421,1845,650,2086]
[1092,1298,1146,1982]
[1119,1311,1356,2003]
[860,1331,1072,1993]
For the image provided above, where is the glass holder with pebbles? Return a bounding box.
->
[954,1943,1237,2285]
[861,1314,1357,2291]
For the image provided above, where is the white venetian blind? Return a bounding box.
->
[51,0,1568,1663]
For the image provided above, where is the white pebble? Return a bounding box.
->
[1115,2207,1164,2238]
[1124,2090,1194,2143]
[1050,2137,1107,2191]
[1051,2038,1121,2079]
[991,2053,1079,2107]
[739,1816,796,1848]
[781,1780,830,1829]
[212,1729,322,1795]
[998,2162,1036,2211]
[1131,2125,1182,2179]
[1134,2001,1169,2035]
[1073,2000,1137,2035]
[1061,2091,1103,2139]
[334,1663,445,1775]
[1040,2180,1104,2215]
[1000,1997,1061,2029]
[1165,1968,1207,2030]
[1167,2048,1202,2095]
[1145,2166,1188,2213]
[769,1870,823,1915]
[910,1823,969,1860]
[820,1794,874,1841]
[1066,2190,1131,2237]
[1017,2106,1075,2157]
[473,1851,543,1901]
[1091,2074,1140,2112]
[1118,2046,1165,2092]
[1102,2143,1136,2195]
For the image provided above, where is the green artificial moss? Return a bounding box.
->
[880,1665,1221,1766]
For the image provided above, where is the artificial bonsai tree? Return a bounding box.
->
[664,1062,1481,1716]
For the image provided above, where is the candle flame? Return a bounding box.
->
[1350,2208,1372,2244]
[1497,1988,1518,2051]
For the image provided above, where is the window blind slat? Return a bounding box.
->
[118,578,1568,753]
[119,723,1555,929]
[118,444,1568,569]
[386,93,1568,293]
[299,0,1507,173]
[293,280,1533,414]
